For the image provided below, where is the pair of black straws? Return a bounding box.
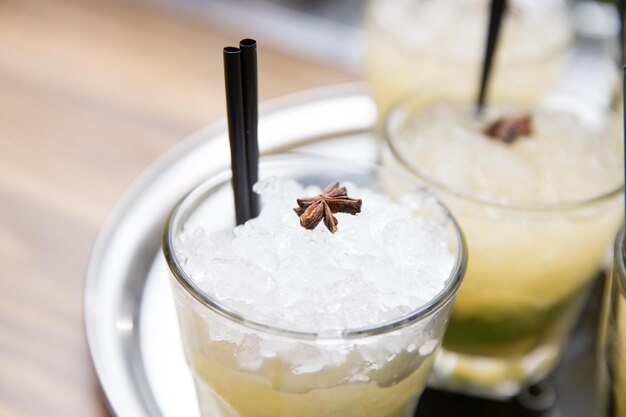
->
[224,39,260,225]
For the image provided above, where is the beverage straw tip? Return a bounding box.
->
[240,38,257,47]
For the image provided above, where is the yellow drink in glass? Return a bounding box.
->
[172,290,438,417]
[164,155,467,416]
[364,0,573,120]
[384,93,624,397]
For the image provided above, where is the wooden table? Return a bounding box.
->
[0,1,355,415]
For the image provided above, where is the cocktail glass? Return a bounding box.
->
[364,0,573,120]
[598,227,626,417]
[163,154,467,417]
[383,88,624,398]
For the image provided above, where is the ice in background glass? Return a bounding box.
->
[598,228,626,417]
[383,87,624,397]
[364,0,573,120]
[163,155,467,417]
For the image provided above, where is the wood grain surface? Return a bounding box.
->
[0,1,355,415]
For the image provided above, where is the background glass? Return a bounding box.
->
[598,227,626,417]
[364,0,573,120]
[384,86,624,398]
[163,154,467,417]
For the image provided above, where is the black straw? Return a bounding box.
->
[476,0,507,114]
[224,46,251,225]
[240,39,260,218]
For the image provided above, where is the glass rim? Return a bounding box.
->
[162,153,468,341]
[615,226,626,295]
[383,95,624,212]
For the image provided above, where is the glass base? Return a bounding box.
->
[428,345,559,399]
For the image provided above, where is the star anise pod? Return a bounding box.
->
[294,182,362,234]
[483,113,533,144]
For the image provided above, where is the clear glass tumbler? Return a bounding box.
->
[383,89,624,398]
[598,227,626,417]
[364,0,573,120]
[163,154,467,417]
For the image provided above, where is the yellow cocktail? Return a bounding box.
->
[384,96,624,397]
[364,0,572,119]
[164,155,467,416]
